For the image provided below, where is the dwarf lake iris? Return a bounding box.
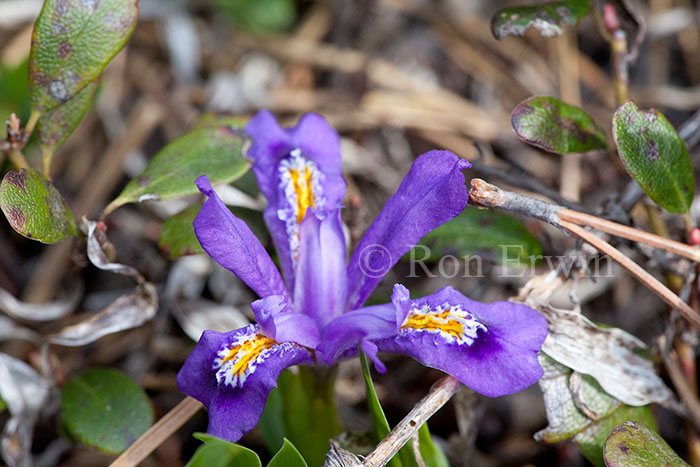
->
[176,110,548,442]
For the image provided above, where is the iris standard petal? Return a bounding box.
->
[375,287,547,397]
[245,111,347,289]
[346,151,471,309]
[294,209,347,327]
[194,176,289,300]
[177,324,314,442]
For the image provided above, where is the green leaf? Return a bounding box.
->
[536,356,658,467]
[511,96,607,154]
[60,368,153,454]
[411,208,542,266]
[612,101,694,213]
[268,439,309,467]
[0,168,77,243]
[0,59,30,140]
[417,423,449,467]
[105,125,249,215]
[603,421,688,467]
[258,368,342,466]
[360,351,414,467]
[492,0,591,39]
[159,205,205,258]
[159,205,267,260]
[0,394,5,413]
[188,433,262,467]
[37,79,98,169]
[28,0,139,112]
[575,406,657,466]
[217,0,296,33]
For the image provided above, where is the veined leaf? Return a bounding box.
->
[604,422,688,467]
[613,101,694,213]
[492,0,591,39]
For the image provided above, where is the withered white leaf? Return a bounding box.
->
[0,353,51,467]
[524,299,673,406]
[84,219,142,280]
[49,283,158,347]
[0,316,40,344]
[0,282,82,321]
[323,444,363,467]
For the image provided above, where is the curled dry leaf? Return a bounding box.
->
[0,353,51,467]
[0,282,82,322]
[170,299,249,342]
[48,283,157,347]
[522,298,673,406]
[0,316,40,344]
[84,219,143,281]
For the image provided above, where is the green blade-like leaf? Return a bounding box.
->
[0,168,77,243]
[38,79,98,168]
[492,0,591,39]
[268,439,309,467]
[0,59,30,140]
[60,368,153,454]
[188,433,262,467]
[258,368,342,466]
[613,101,694,213]
[105,125,249,215]
[603,421,688,467]
[511,96,607,154]
[28,0,138,112]
[417,423,449,467]
[412,208,542,267]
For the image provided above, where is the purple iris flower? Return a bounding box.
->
[177,110,548,442]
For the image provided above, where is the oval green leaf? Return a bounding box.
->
[268,439,309,467]
[492,0,591,39]
[0,168,77,243]
[603,421,688,467]
[61,368,153,454]
[613,101,694,213]
[412,208,543,266]
[105,125,249,215]
[38,79,99,170]
[188,433,262,467]
[511,96,607,154]
[159,205,205,259]
[29,0,138,112]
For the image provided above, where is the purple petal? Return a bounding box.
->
[294,209,347,327]
[176,324,314,442]
[375,287,548,397]
[194,176,289,300]
[245,111,347,289]
[318,284,408,365]
[272,312,321,348]
[346,151,470,309]
[251,295,286,337]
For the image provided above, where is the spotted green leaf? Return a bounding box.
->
[492,0,591,39]
[29,0,138,112]
[0,168,77,243]
[61,368,153,454]
[613,101,694,213]
[604,421,688,467]
[188,433,262,467]
[268,439,309,467]
[105,124,249,215]
[511,97,607,154]
[412,208,542,266]
[37,79,98,170]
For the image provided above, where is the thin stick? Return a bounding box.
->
[561,220,700,329]
[363,376,461,467]
[559,208,700,263]
[110,397,202,467]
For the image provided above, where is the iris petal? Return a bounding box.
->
[176,325,314,442]
[346,151,470,309]
[194,176,288,300]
